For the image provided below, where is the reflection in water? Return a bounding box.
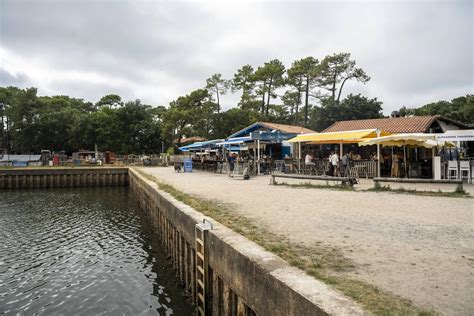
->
[0,187,193,315]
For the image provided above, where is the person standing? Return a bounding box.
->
[328,151,334,176]
[342,152,351,177]
[228,153,235,176]
[391,152,399,178]
[331,151,340,177]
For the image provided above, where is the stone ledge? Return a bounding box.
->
[374,177,462,184]
[129,168,365,315]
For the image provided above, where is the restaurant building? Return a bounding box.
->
[292,115,470,179]
[178,121,315,174]
[222,121,315,159]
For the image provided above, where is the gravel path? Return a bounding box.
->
[139,167,474,315]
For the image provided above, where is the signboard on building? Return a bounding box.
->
[250,132,295,143]
[436,130,474,142]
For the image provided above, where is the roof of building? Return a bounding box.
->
[229,121,315,138]
[0,154,41,162]
[178,136,207,144]
[260,122,316,134]
[322,116,468,133]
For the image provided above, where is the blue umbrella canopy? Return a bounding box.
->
[178,139,223,152]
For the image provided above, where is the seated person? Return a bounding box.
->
[305,153,314,165]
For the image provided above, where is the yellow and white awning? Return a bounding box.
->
[358,133,436,147]
[287,129,391,144]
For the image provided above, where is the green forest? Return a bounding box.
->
[0,53,472,155]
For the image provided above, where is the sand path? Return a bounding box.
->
[139,167,473,315]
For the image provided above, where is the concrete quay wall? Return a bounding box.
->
[129,168,364,316]
[0,167,128,189]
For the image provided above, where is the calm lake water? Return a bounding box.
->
[0,187,193,315]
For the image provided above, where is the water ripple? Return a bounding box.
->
[0,188,192,315]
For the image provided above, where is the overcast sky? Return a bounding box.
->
[0,0,472,114]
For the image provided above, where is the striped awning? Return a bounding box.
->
[178,139,223,152]
[216,136,251,145]
[287,129,391,143]
[358,133,438,147]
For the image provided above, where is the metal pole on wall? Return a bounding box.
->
[254,140,256,160]
[376,128,381,178]
[254,140,256,173]
[403,144,407,178]
[298,141,301,173]
[257,139,261,175]
[432,147,436,179]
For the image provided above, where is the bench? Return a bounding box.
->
[271,173,356,187]
[373,177,464,192]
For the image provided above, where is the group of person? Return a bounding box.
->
[438,147,466,161]
[304,151,352,177]
[305,150,384,177]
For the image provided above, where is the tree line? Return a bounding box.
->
[0,89,163,154]
[399,96,473,123]
[0,52,472,155]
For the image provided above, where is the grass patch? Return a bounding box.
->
[367,184,470,198]
[275,178,469,199]
[137,169,436,315]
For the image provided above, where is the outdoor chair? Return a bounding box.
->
[447,161,458,180]
[216,162,227,174]
[315,161,328,176]
[316,165,325,176]
[459,161,470,183]
[274,160,285,173]
[349,167,360,183]
[303,163,313,175]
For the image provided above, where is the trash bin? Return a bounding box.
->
[184,158,193,172]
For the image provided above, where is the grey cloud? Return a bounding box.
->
[0,0,472,113]
[0,69,31,87]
